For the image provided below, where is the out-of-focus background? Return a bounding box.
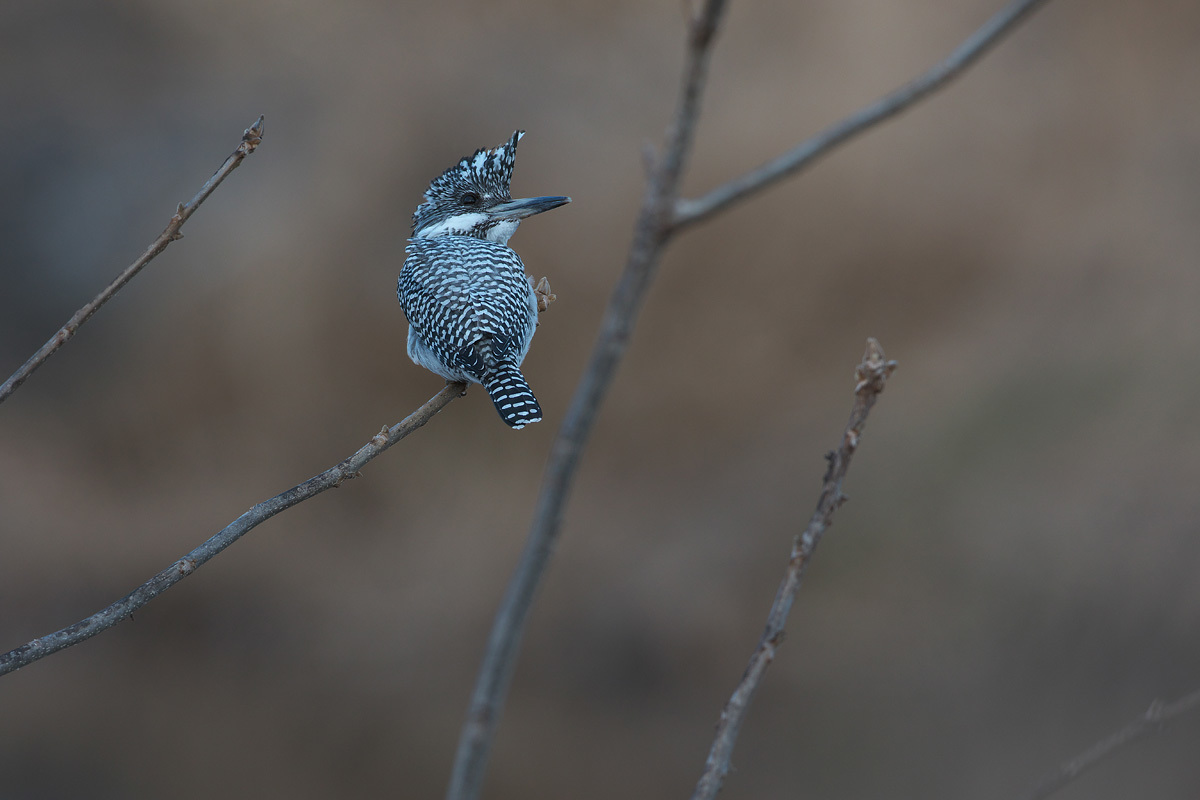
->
[2,0,1199,797]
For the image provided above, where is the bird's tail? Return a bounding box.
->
[484,363,542,429]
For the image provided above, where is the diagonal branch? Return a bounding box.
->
[0,115,266,406]
[0,381,465,676]
[690,339,897,800]
[1021,687,1200,800]
[444,2,729,797]
[672,0,1052,230]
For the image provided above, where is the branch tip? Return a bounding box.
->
[854,338,897,395]
[242,115,265,151]
[534,277,557,312]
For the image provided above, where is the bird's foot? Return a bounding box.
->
[535,276,557,312]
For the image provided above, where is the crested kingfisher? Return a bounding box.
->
[397,131,570,429]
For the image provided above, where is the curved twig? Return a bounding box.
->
[672,0,1052,230]
[691,339,896,800]
[1022,688,1200,800]
[0,382,464,676]
[0,115,266,406]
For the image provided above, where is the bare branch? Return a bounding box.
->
[0,381,465,676]
[444,2,729,797]
[1021,688,1200,800]
[672,0,1052,230]
[445,0,1052,795]
[0,115,266,406]
[690,339,897,800]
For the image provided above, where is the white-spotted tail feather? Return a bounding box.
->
[484,363,542,429]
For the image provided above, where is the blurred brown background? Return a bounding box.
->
[2,0,1199,797]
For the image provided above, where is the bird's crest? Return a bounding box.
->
[412,131,523,235]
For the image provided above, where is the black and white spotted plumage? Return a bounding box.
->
[400,236,542,426]
[397,131,569,429]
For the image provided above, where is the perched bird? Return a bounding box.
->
[398,131,569,429]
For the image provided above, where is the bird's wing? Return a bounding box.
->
[400,237,533,368]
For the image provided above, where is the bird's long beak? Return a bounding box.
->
[490,195,571,220]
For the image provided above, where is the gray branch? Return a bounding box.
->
[0,382,464,676]
[690,339,897,800]
[445,0,1052,797]
[444,2,730,797]
[1021,687,1200,800]
[0,115,266,406]
[672,0,1052,230]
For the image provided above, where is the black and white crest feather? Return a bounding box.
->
[411,131,523,237]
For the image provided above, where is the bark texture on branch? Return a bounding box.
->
[0,116,265,405]
[0,382,464,676]
[690,339,897,800]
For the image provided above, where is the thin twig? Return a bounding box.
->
[690,339,897,800]
[444,2,729,798]
[0,115,266,406]
[0,382,465,676]
[1021,687,1200,800]
[672,0,1052,230]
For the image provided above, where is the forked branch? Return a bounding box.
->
[0,382,464,676]
[0,115,266,406]
[446,0,1053,797]
[672,0,1052,230]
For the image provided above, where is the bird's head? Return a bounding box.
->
[411,130,570,244]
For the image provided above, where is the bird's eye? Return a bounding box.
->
[461,192,479,205]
